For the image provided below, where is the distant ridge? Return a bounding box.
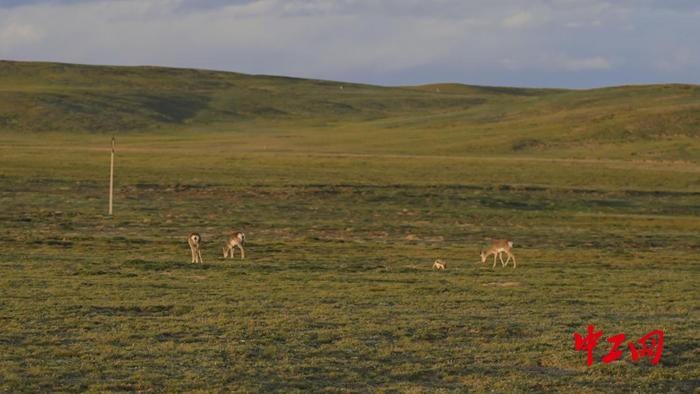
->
[1,60,699,162]
[1,60,568,132]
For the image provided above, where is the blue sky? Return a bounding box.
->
[1,0,699,88]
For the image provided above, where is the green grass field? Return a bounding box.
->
[1,61,699,392]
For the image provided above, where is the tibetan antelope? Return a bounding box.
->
[223,232,246,260]
[188,233,203,263]
[480,240,516,269]
[432,259,447,270]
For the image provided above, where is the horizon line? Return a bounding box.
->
[2,58,699,91]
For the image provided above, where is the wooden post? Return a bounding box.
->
[109,136,115,215]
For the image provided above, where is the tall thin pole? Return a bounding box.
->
[109,136,115,215]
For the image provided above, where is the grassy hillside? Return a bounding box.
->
[0,60,514,130]
[1,60,699,161]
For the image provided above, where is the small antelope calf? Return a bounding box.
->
[223,232,246,260]
[432,259,447,270]
[480,240,516,269]
[188,233,203,263]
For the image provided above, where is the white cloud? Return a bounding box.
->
[0,22,42,51]
[501,11,534,28]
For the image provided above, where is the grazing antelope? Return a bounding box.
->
[188,233,203,263]
[223,232,246,260]
[432,259,447,270]
[480,240,516,269]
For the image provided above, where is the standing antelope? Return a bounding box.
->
[432,259,447,270]
[223,232,246,260]
[188,233,203,263]
[480,239,516,269]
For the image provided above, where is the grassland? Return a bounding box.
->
[0,61,699,392]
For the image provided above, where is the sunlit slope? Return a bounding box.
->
[1,60,699,160]
[381,84,700,159]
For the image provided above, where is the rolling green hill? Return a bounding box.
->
[1,60,699,161]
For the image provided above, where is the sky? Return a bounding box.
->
[1,0,699,88]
